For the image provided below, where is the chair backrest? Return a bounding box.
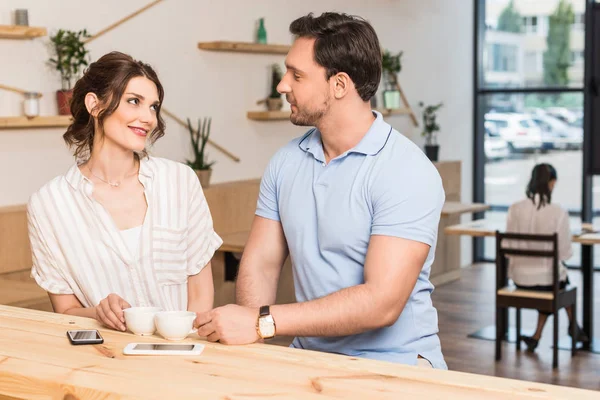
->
[495,231,560,296]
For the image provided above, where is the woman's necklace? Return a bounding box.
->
[87,161,138,188]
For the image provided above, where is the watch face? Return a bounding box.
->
[259,317,275,338]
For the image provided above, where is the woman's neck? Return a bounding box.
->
[87,141,138,182]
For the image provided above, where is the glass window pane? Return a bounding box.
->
[483,92,583,213]
[484,0,585,88]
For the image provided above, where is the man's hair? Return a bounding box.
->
[290,12,382,101]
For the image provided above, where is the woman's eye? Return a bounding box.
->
[128,98,139,105]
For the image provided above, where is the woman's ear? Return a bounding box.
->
[84,93,99,117]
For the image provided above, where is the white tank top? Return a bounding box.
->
[120,226,142,258]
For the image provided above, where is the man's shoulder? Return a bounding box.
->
[376,131,441,183]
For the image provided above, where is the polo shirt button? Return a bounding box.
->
[322,162,326,167]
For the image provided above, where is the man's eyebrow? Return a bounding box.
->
[285,63,304,74]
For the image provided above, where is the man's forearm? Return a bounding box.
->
[236,260,281,308]
[271,284,400,337]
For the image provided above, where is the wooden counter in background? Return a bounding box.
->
[0,161,473,311]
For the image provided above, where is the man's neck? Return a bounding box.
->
[317,104,375,163]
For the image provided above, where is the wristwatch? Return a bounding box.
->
[256,305,276,339]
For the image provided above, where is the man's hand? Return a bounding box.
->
[195,304,260,345]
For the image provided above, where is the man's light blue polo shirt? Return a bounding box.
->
[256,111,447,369]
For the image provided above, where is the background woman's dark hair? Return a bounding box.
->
[289,12,382,102]
[526,163,557,209]
[63,51,165,160]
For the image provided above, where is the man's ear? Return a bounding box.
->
[332,72,352,99]
[84,92,99,117]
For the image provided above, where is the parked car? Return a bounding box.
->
[545,107,579,125]
[484,113,543,152]
[530,114,582,150]
[484,121,510,161]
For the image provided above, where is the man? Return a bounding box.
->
[196,12,447,369]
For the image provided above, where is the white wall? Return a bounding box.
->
[0,0,473,222]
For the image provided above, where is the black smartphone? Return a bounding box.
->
[67,329,104,345]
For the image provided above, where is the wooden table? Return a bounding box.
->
[0,306,596,399]
[445,218,599,353]
[441,201,490,216]
[219,231,249,253]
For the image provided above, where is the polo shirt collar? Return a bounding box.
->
[297,111,392,163]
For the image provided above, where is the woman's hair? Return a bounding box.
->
[526,163,557,209]
[63,51,165,160]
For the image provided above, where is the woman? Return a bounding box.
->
[506,163,588,351]
[27,52,222,331]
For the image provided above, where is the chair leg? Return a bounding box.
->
[496,307,502,361]
[516,308,521,351]
[553,311,559,369]
[571,302,577,357]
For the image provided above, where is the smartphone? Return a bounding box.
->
[123,343,205,356]
[67,330,104,345]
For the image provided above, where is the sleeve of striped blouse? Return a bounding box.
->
[27,201,74,295]
[186,170,223,276]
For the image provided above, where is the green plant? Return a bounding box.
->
[48,29,91,91]
[269,64,282,98]
[382,50,403,83]
[186,117,215,171]
[419,102,443,145]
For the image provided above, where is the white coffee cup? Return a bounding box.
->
[123,307,162,336]
[155,311,197,341]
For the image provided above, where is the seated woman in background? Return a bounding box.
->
[506,163,589,351]
[27,52,222,331]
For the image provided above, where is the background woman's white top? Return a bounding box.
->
[28,157,222,311]
[506,195,572,286]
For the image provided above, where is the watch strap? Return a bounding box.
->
[259,305,270,317]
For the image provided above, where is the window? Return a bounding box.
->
[571,50,584,64]
[476,0,588,265]
[573,13,585,30]
[484,1,583,89]
[490,43,518,72]
[523,16,538,33]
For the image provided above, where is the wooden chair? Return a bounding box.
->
[495,231,577,369]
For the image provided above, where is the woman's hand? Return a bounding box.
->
[94,293,131,331]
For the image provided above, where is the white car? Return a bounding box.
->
[530,114,582,150]
[484,122,510,161]
[545,107,579,125]
[484,113,543,152]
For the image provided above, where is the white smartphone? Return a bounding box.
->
[123,342,205,356]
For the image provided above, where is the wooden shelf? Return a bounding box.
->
[247,110,290,121]
[198,41,290,55]
[0,25,47,40]
[0,116,72,129]
[375,107,412,116]
[247,108,412,121]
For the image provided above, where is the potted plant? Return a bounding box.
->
[257,63,283,111]
[419,101,444,162]
[48,29,91,115]
[186,117,215,188]
[381,50,403,109]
